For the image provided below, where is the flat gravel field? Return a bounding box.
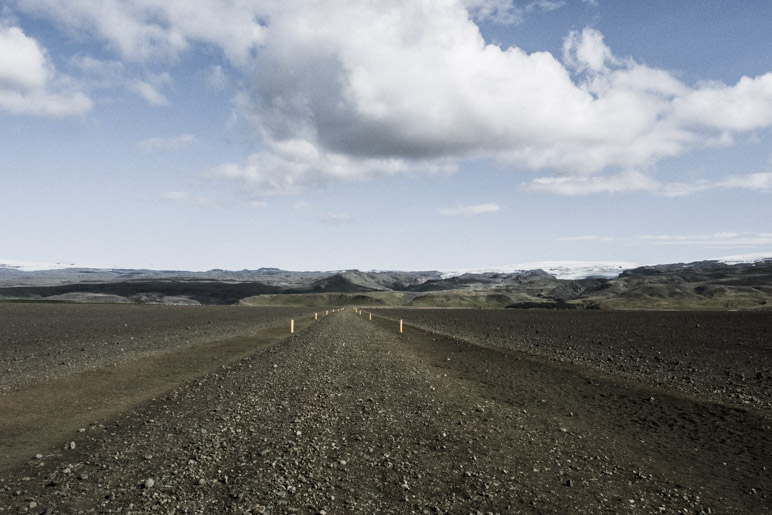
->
[376,308,772,412]
[0,304,312,389]
[0,306,770,513]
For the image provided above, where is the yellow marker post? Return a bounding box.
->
[399,319,403,333]
[315,312,318,320]
[369,313,372,321]
[291,319,294,334]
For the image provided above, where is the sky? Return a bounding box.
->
[1,0,771,271]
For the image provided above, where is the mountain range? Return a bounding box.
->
[1,256,771,309]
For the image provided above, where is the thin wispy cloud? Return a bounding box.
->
[69,55,172,107]
[438,203,501,216]
[131,79,168,106]
[522,171,772,196]
[138,134,195,153]
[560,232,772,248]
[719,172,772,192]
[639,232,772,248]
[526,1,566,13]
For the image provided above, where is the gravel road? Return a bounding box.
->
[1,309,770,513]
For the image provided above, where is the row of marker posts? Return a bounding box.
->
[353,307,402,333]
[291,307,402,334]
[292,308,334,333]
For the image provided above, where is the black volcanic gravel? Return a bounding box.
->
[0,304,310,389]
[0,307,770,513]
[375,308,772,412]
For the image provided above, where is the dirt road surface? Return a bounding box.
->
[1,309,770,513]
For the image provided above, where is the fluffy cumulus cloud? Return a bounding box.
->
[227,7,772,196]
[208,137,456,196]
[0,24,91,117]
[11,1,772,194]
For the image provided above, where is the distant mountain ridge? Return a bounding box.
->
[2,255,771,309]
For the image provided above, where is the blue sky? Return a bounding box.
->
[1,0,771,271]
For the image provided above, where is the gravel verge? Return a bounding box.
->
[0,304,311,390]
[374,309,772,412]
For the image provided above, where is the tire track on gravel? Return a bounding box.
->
[369,312,772,514]
[0,317,315,473]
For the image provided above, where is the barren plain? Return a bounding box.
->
[1,305,770,513]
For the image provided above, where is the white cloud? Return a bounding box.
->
[437,203,501,216]
[70,55,173,106]
[718,172,772,192]
[521,170,661,195]
[522,170,771,196]
[14,0,266,66]
[0,25,91,117]
[14,2,772,195]
[69,55,126,82]
[131,78,168,106]
[161,191,219,207]
[562,28,617,73]
[208,139,456,196]
[138,134,195,152]
[526,1,566,13]
[672,74,772,132]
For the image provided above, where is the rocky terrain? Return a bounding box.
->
[1,306,770,513]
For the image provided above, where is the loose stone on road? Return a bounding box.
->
[0,309,769,514]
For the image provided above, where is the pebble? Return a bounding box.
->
[144,478,155,489]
